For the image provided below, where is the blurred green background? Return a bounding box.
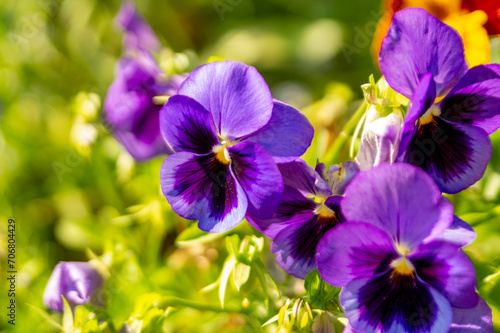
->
[1,0,500,332]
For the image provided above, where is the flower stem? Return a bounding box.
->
[158,296,246,314]
[323,100,367,164]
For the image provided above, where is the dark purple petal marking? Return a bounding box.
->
[272,197,344,279]
[247,185,317,238]
[341,164,453,249]
[450,297,493,333]
[440,64,500,135]
[160,152,247,232]
[404,117,492,193]
[160,95,219,154]
[343,275,453,332]
[242,100,314,163]
[410,241,478,308]
[278,160,332,198]
[177,61,273,140]
[228,141,283,219]
[317,222,398,287]
[398,72,437,160]
[380,8,466,98]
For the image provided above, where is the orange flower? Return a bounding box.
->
[372,0,490,68]
[462,0,500,35]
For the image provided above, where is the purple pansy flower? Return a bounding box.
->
[43,262,103,312]
[316,163,492,333]
[104,52,179,160]
[380,8,500,194]
[248,159,358,278]
[159,60,314,233]
[104,3,187,161]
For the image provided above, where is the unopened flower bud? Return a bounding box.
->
[43,261,103,312]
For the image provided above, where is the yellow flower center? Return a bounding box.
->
[391,256,415,276]
[213,142,231,165]
[419,104,441,126]
[391,243,414,276]
[314,198,336,220]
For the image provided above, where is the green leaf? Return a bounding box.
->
[175,223,228,247]
[225,234,240,255]
[305,269,321,297]
[26,304,63,330]
[251,259,270,307]
[262,313,280,327]
[233,262,251,291]
[305,269,342,310]
[62,297,74,333]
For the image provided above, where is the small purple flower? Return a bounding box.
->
[43,262,103,312]
[316,163,492,332]
[248,159,358,278]
[380,8,500,194]
[159,60,313,232]
[116,1,160,52]
[104,52,179,161]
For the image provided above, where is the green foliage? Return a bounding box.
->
[1,0,500,332]
[303,270,341,313]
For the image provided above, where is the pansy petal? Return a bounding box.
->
[228,141,283,219]
[242,100,314,163]
[114,126,172,161]
[440,64,500,134]
[342,323,357,333]
[247,185,317,238]
[272,206,342,279]
[380,8,466,98]
[116,1,160,52]
[177,61,273,140]
[356,106,403,170]
[410,73,438,122]
[43,262,102,312]
[449,297,493,333]
[159,95,219,154]
[65,262,102,302]
[321,161,360,195]
[160,152,247,232]
[105,54,161,131]
[164,73,189,97]
[437,216,476,247]
[342,276,453,333]
[324,195,343,213]
[404,118,492,194]
[411,241,478,308]
[272,219,322,279]
[341,163,454,249]
[278,160,331,198]
[317,222,396,287]
[398,73,437,160]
